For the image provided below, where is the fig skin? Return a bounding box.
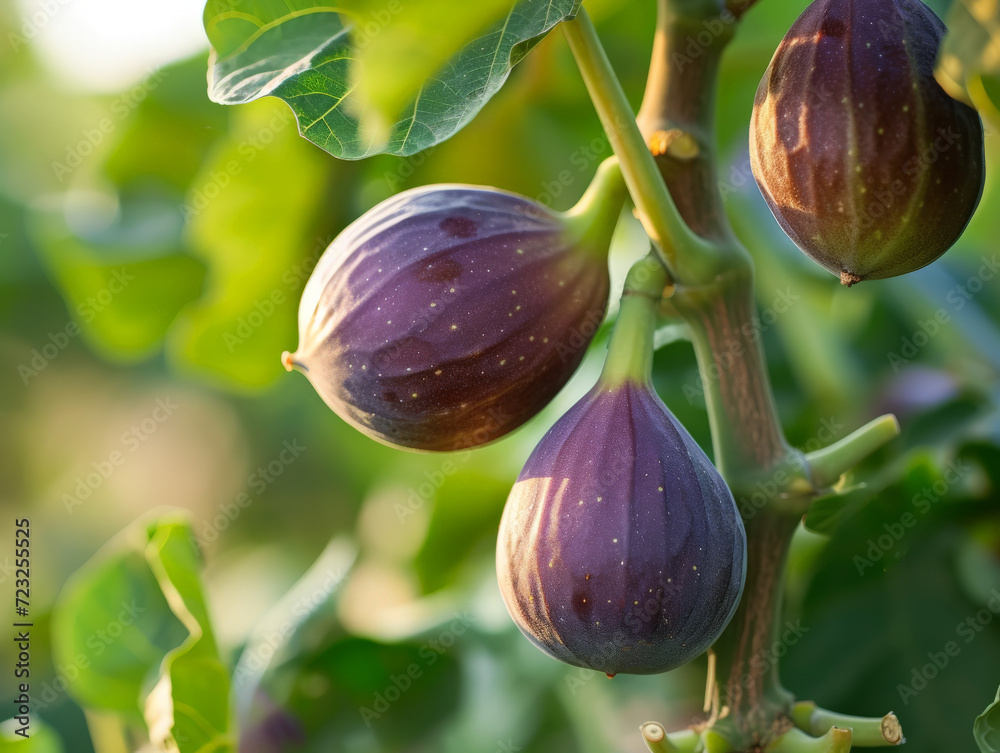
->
[286,182,615,452]
[750,0,985,285]
[496,258,746,676]
[497,382,746,675]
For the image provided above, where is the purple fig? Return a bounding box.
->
[750,0,985,286]
[283,160,624,452]
[497,257,746,676]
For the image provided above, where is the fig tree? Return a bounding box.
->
[496,257,746,676]
[750,0,985,285]
[283,160,625,452]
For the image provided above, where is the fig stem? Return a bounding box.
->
[764,727,853,753]
[281,351,307,373]
[791,702,904,747]
[640,723,700,752]
[561,156,628,260]
[561,9,724,284]
[599,255,669,386]
[805,414,901,488]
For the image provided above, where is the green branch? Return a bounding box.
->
[792,702,904,747]
[806,415,901,488]
[766,727,853,753]
[641,723,695,752]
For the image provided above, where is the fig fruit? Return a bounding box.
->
[750,0,985,285]
[284,160,624,452]
[497,257,746,676]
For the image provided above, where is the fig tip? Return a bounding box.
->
[840,270,863,287]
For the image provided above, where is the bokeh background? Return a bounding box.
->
[1,0,999,750]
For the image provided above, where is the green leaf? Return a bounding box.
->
[0,719,64,753]
[168,99,344,389]
[937,0,1000,127]
[787,530,1000,752]
[348,0,520,142]
[51,516,191,715]
[52,513,232,753]
[282,635,463,749]
[803,452,943,534]
[976,686,1000,752]
[28,199,206,362]
[803,483,877,535]
[204,0,580,158]
[143,521,233,753]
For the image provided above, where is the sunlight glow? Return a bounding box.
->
[15,0,209,92]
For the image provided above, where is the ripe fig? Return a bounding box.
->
[283,160,624,452]
[750,0,985,285]
[497,257,746,676]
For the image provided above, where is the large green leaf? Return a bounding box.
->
[143,522,233,753]
[51,513,232,752]
[937,0,1000,127]
[347,0,519,141]
[204,0,580,158]
[976,686,1000,752]
[787,530,1000,752]
[51,517,191,716]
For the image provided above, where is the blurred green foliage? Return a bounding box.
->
[976,684,1000,751]
[1,0,998,751]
